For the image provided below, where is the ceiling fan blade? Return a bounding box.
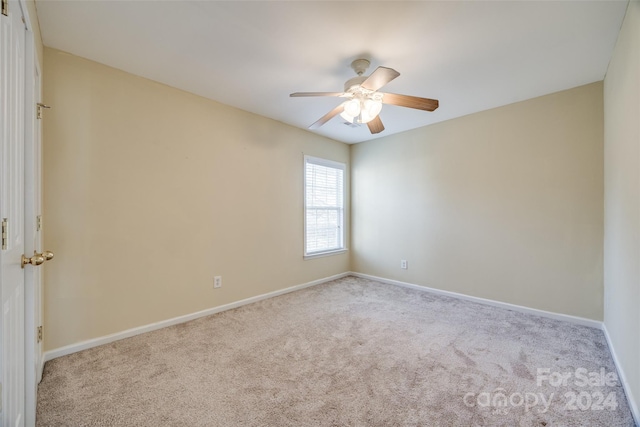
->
[361,67,400,91]
[382,93,439,111]
[367,116,385,134]
[290,92,345,97]
[309,103,345,129]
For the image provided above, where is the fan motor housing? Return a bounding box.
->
[344,76,367,93]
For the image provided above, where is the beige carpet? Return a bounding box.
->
[37,276,635,426]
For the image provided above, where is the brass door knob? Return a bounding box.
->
[21,250,54,268]
[22,253,45,268]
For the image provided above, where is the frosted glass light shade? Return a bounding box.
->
[344,99,361,117]
[340,111,355,123]
[364,99,382,117]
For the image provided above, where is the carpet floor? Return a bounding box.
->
[37,276,635,426]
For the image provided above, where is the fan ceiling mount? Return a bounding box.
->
[290,59,439,135]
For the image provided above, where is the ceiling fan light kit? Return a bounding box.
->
[290,59,439,135]
[339,94,383,125]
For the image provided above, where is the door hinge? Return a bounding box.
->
[2,0,8,17]
[37,215,42,231]
[1,218,7,250]
[37,326,43,343]
[36,103,50,120]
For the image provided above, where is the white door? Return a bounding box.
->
[0,0,27,425]
[24,61,43,427]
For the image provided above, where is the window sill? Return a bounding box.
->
[304,249,349,260]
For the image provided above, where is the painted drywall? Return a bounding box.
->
[43,48,350,351]
[604,0,640,418]
[351,82,604,320]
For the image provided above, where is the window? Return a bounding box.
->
[304,156,346,257]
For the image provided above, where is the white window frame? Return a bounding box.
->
[303,155,347,259]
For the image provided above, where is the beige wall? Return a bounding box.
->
[43,48,350,351]
[604,0,640,418]
[351,82,604,320]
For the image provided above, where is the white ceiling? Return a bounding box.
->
[36,1,628,144]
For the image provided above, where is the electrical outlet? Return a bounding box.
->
[214,276,222,288]
[400,260,408,269]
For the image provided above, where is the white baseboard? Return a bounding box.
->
[43,272,350,363]
[40,270,639,424]
[38,354,45,383]
[602,324,640,426]
[349,272,603,329]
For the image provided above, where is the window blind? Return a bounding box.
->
[304,156,345,256]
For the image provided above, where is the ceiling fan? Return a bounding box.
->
[290,59,439,135]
